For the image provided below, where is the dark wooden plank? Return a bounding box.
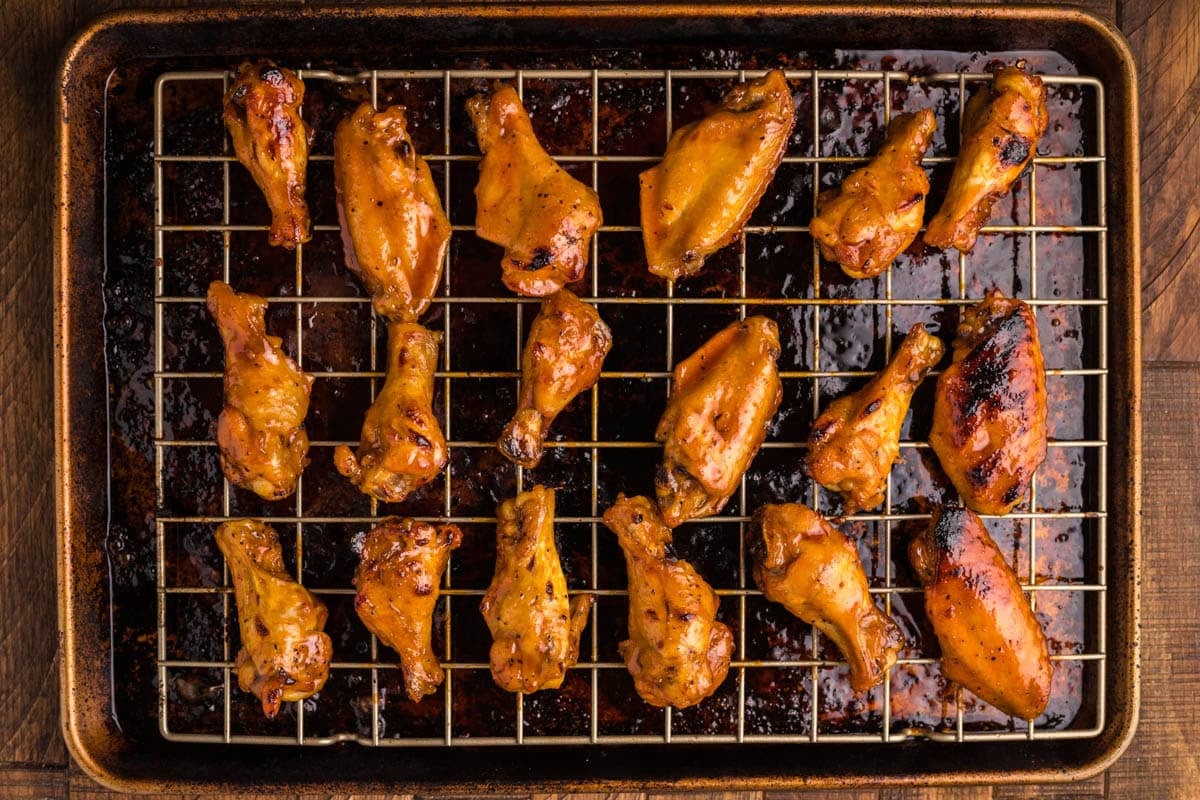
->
[0,766,69,798]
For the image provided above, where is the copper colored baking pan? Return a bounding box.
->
[55,3,1140,793]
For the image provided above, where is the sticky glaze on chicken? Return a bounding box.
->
[481,486,594,693]
[640,69,795,281]
[499,290,612,468]
[930,291,1047,515]
[334,322,447,503]
[909,504,1052,719]
[207,281,313,500]
[603,495,733,708]
[215,519,331,718]
[223,60,311,249]
[334,102,451,322]
[467,84,602,296]
[806,324,944,515]
[655,316,782,527]
[810,109,937,279]
[924,65,1048,253]
[354,517,462,702]
[750,503,902,692]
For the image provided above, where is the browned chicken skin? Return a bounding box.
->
[909,504,1052,719]
[924,65,1048,253]
[207,281,313,500]
[810,109,937,279]
[223,61,311,249]
[603,495,733,708]
[334,102,451,322]
[467,84,603,296]
[353,517,463,702]
[750,503,902,693]
[806,324,945,515]
[499,290,612,468]
[640,70,795,281]
[481,486,595,693]
[655,316,782,527]
[215,519,331,719]
[334,322,447,503]
[930,291,1047,516]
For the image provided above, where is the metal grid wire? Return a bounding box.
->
[153,65,1109,746]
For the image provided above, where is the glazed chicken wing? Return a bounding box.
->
[655,316,782,527]
[481,486,595,693]
[334,102,451,321]
[924,65,1048,253]
[810,109,937,279]
[207,281,313,500]
[499,290,612,468]
[354,518,461,702]
[750,503,902,692]
[215,519,331,718]
[909,504,1052,719]
[223,61,311,249]
[467,84,602,296]
[603,495,733,708]
[334,322,447,503]
[930,291,1047,515]
[640,69,795,281]
[806,324,944,515]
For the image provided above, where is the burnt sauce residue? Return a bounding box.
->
[107,48,1099,744]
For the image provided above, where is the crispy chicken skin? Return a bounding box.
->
[334,322,447,503]
[334,102,451,322]
[215,519,331,719]
[750,504,902,692]
[499,290,612,468]
[806,324,945,515]
[481,486,595,693]
[924,65,1048,253]
[640,70,795,281]
[810,109,937,279]
[207,281,313,500]
[655,316,782,527]
[930,291,1047,516]
[909,505,1052,719]
[467,84,603,296]
[223,61,311,249]
[603,495,733,708]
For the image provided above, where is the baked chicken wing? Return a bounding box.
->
[334,102,451,322]
[806,324,945,515]
[481,486,595,693]
[603,495,733,708]
[750,503,902,692]
[499,290,612,468]
[924,65,1048,253]
[353,517,463,702]
[207,281,313,500]
[930,291,1047,515]
[467,84,602,296]
[640,69,795,281]
[215,519,331,719]
[334,322,447,503]
[223,60,311,249]
[655,316,782,527]
[909,504,1052,719]
[810,109,937,279]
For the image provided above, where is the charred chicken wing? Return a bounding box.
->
[640,69,795,281]
[909,504,1052,719]
[207,281,313,500]
[354,517,463,702]
[603,495,733,708]
[930,291,1047,516]
[467,84,603,296]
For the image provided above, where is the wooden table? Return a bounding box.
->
[2,0,1195,797]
